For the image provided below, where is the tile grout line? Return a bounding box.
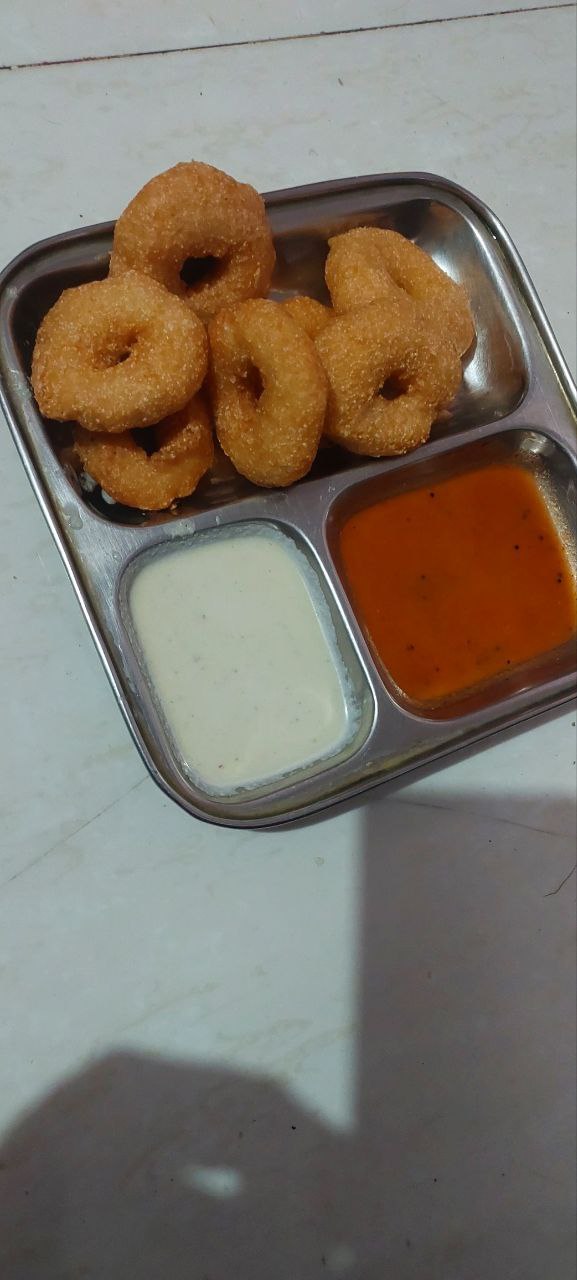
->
[1,2,574,73]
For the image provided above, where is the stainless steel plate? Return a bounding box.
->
[1,172,575,826]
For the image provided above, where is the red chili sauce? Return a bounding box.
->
[338,464,576,705]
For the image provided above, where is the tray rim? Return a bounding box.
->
[1,170,576,828]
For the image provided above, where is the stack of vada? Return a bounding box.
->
[31,160,474,510]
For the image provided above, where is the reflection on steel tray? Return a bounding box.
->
[0,173,575,826]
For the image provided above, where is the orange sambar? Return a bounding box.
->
[338,464,576,705]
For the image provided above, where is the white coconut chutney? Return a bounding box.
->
[128,528,353,792]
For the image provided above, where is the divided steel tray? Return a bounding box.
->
[0,172,575,826]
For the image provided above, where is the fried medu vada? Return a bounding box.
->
[280,295,333,339]
[325,227,474,356]
[208,299,327,487]
[31,272,207,433]
[110,161,275,323]
[74,394,214,510]
[315,299,462,456]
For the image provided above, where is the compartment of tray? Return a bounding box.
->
[4,178,530,529]
[114,519,376,814]
[326,427,577,720]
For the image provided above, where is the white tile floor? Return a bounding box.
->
[2,0,567,64]
[0,5,575,1278]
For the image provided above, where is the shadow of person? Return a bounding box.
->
[0,1050,354,1280]
[0,787,575,1279]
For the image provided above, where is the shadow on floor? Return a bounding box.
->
[1,788,575,1279]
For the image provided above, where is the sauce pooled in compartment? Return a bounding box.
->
[338,463,576,705]
[129,529,353,791]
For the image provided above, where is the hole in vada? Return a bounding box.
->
[378,374,406,401]
[132,426,158,456]
[99,331,138,370]
[242,363,265,401]
[180,255,222,289]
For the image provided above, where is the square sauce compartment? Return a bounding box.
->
[328,430,577,720]
[122,522,372,796]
